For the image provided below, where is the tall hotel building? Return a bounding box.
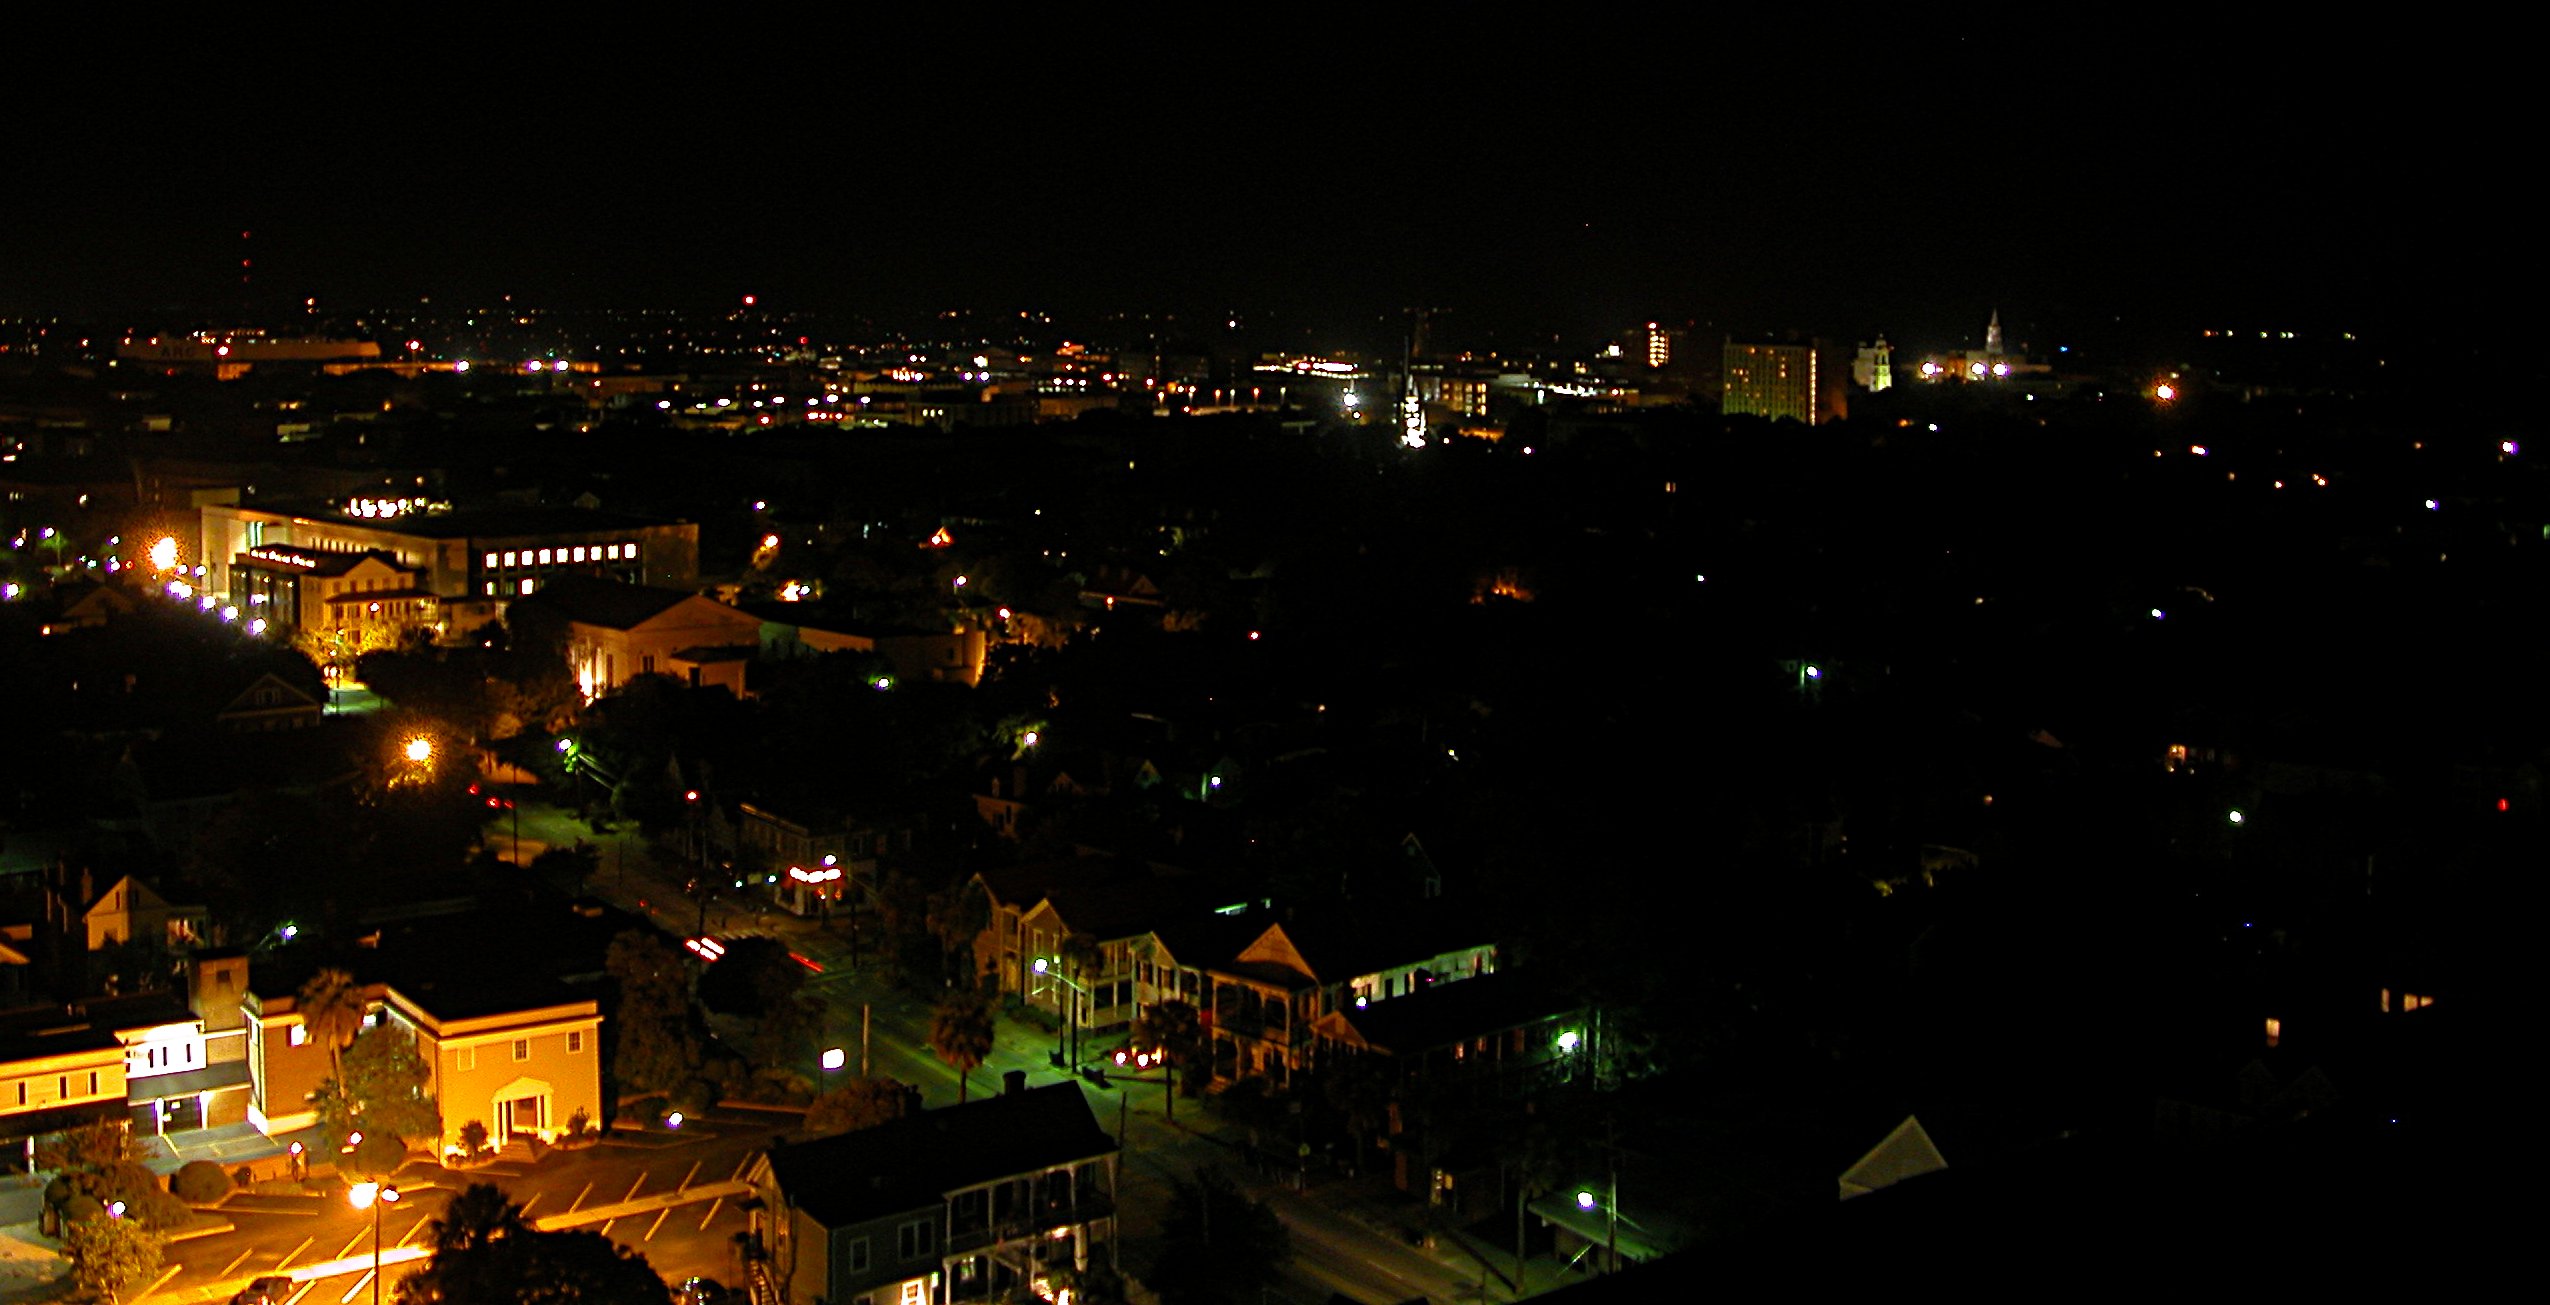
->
[1721,338,1819,425]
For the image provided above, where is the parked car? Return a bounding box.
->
[231,1278,294,1305]
[675,1277,742,1305]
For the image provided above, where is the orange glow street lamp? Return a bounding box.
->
[347,1180,401,1305]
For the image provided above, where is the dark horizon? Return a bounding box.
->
[2,27,2518,358]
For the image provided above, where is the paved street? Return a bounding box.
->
[508,794,1546,1305]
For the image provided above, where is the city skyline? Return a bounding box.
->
[4,28,2514,352]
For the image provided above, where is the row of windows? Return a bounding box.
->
[452,1030,584,1072]
[12,1072,104,1106]
[133,1041,199,1071]
[839,1217,937,1277]
[483,543,641,570]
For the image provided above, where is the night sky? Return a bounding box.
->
[4,26,2514,352]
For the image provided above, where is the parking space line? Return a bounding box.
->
[220,1247,254,1277]
[333,1230,367,1261]
[677,1160,701,1192]
[276,1236,313,1271]
[567,1180,593,1212]
[135,1263,183,1299]
[699,1196,725,1230]
[644,1208,670,1242]
[622,1174,647,1204]
[518,1193,542,1219]
[339,1269,374,1303]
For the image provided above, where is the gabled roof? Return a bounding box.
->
[1028,875,1246,945]
[1312,971,1580,1055]
[766,1083,1115,1228]
[80,873,191,921]
[1839,1116,1949,1199]
[219,673,322,718]
[520,576,702,631]
[971,856,1137,913]
[1236,903,1494,985]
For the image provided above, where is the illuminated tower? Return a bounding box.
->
[1985,310,2005,358]
[1645,322,1670,369]
[1853,338,1893,392]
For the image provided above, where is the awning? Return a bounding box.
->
[126,1060,253,1103]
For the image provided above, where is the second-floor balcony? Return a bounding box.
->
[945,1190,1115,1257]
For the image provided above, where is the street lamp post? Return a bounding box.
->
[347,1180,402,1305]
[1032,958,1087,1070]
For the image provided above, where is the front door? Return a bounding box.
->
[161,1094,205,1133]
[498,1094,545,1145]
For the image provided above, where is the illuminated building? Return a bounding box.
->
[749,1082,1118,1305]
[1722,338,1819,424]
[1642,321,1683,370]
[241,966,601,1158]
[1852,338,1894,392]
[517,576,761,700]
[1913,310,2054,385]
[201,498,699,638]
[738,800,899,917]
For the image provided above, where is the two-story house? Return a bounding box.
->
[971,860,1248,1050]
[44,868,207,955]
[738,799,900,918]
[242,959,603,1159]
[1187,908,1498,1088]
[751,1078,1118,1305]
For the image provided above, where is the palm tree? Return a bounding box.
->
[930,987,996,1103]
[297,967,366,1079]
[428,1182,529,1254]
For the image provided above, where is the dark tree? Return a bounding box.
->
[604,930,706,1094]
[929,985,996,1103]
[1144,1166,1290,1305]
[803,1077,917,1136]
[395,1222,670,1304]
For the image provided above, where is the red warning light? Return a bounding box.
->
[2498,798,2511,812]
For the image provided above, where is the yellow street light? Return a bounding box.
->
[348,1181,402,1305]
[404,737,433,764]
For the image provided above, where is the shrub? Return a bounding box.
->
[564,1108,591,1140]
[173,1161,231,1204]
[126,1185,191,1229]
[459,1120,489,1157]
[58,1194,106,1225]
[670,1077,718,1118]
[232,1165,258,1188]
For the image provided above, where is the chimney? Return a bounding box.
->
[1003,1069,1028,1097]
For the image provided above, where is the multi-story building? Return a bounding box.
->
[1190,913,1497,1088]
[751,1079,1119,1305]
[0,956,258,1151]
[738,799,900,917]
[1722,337,1820,424]
[243,963,603,1159]
[518,576,763,700]
[199,496,699,640]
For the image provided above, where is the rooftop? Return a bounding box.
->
[765,1082,1115,1229]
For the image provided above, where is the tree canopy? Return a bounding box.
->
[1144,1165,1290,1305]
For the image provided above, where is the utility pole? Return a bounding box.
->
[1604,1116,1619,1275]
